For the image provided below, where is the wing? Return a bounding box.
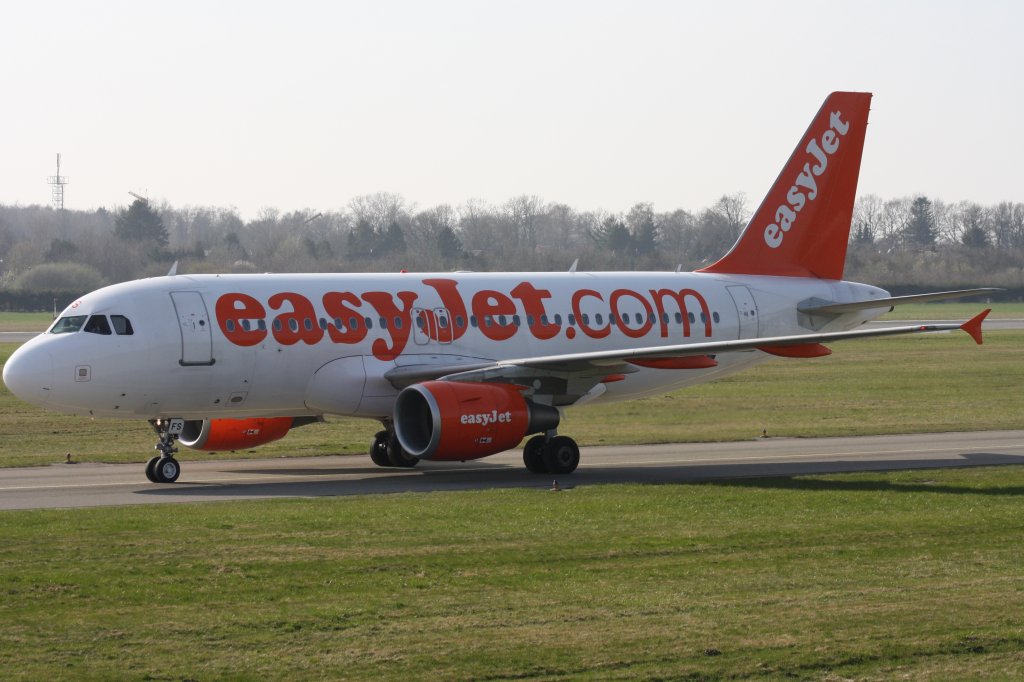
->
[385,310,991,405]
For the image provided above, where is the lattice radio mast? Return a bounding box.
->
[48,153,69,210]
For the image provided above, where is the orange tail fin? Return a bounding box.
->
[700,91,872,280]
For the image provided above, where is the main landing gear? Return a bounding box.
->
[369,420,419,468]
[523,433,580,475]
[146,418,184,483]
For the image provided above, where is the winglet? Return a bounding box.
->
[961,309,991,345]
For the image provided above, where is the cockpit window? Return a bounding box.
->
[84,315,112,335]
[110,315,134,335]
[49,315,88,334]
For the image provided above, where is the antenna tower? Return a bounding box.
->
[48,153,70,210]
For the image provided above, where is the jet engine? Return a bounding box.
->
[178,417,294,451]
[393,381,560,461]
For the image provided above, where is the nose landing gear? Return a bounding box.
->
[146,418,183,483]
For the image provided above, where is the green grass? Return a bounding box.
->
[1,466,1023,679]
[881,301,1024,320]
[0,312,54,332]
[2,330,1023,468]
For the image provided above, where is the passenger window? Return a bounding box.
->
[455,315,465,328]
[273,319,282,332]
[240,319,251,332]
[289,319,299,332]
[50,315,87,334]
[380,317,388,330]
[675,313,683,324]
[416,316,426,329]
[688,313,696,324]
[554,314,562,326]
[111,315,134,335]
[439,316,449,329]
[364,317,373,330]
[350,317,360,330]
[84,315,112,335]
[527,315,535,327]
[470,316,478,328]
[595,313,604,325]
[713,312,720,323]
[258,320,267,331]
[700,312,707,323]
[512,315,521,327]
[226,320,236,332]
[394,317,403,329]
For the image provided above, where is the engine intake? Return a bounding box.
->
[394,381,560,461]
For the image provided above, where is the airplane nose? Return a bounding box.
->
[2,342,53,407]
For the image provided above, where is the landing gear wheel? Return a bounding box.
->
[523,435,549,474]
[543,436,580,475]
[370,430,392,467]
[145,456,162,483]
[153,457,181,483]
[386,434,419,468]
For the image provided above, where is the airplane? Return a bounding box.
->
[2,91,994,484]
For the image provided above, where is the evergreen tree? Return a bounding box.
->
[437,225,463,263]
[961,224,989,248]
[114,199,169,246]
[347,218,377,257]
[378,221,407,255]
[905,196,937,248]
[593,217,632,254]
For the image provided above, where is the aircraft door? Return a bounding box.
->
[411,307,453,345]
[170,291,215,365]
[726,286,760,339]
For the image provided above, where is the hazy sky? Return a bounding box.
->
[2,1,1021,219]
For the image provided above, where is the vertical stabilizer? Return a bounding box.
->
[700,91,872,280]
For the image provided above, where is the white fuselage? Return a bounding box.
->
[4,271,889,420]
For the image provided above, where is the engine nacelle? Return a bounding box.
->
[178,417,294,451]
[394,381,560,461]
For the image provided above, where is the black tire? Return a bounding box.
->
[145,456,162,483]
[370,431,392,467]
[386,434,419,468]
[523,435,548,474]
[153,457,181,483]
[543,436,580,475]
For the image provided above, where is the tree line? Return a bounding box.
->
[0,192,1022,305]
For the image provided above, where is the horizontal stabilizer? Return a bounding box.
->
[798,288,1002,315]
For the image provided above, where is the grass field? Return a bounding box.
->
[880,301,1024,320]
[0,312,53,332]
[2,328,1023,468]
[1,466,1023,679]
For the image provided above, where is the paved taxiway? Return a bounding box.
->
[1,430,1022,510]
